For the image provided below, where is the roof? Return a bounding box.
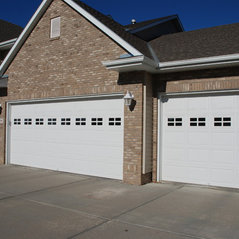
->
[0,19,23,43]
[124,15,178,31]
[73,0,152,59]
[150,22,239,62]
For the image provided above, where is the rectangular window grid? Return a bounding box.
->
[109,118,121,126]
[61,118,71,125]
[190,118,206,127]
[91,118,103,126]
[168,118,182,126]
[14,119,21,125]
[76,118,86,125]
[24,119,32,125]
[214,117,231,127]
[36,118,44,125]
[48,118,57,125]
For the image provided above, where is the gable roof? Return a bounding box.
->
[150,22,239,62]
[0,19,23,43]
[0,0,156,77]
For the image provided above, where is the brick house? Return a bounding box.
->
[1,0,239,188]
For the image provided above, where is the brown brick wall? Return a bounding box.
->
[0,0,146,185]
[155,67,239,93]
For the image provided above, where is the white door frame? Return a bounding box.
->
[5,93,124,165]
[157,89,239,182]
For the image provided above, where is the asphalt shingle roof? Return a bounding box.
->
[150,22,239,62]
[0,19,23,43]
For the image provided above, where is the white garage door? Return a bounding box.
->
[161,94,239,188]
[8,97,124,180]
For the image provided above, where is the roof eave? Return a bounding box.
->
[159,54,239,73]
[102,55,159,73]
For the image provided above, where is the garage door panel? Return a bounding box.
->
[9,98,124,180]
[211,150,234,165]
[163,165,209,185]
[188,132,210,145]
[212,133,234,146]
[161,94,239,188]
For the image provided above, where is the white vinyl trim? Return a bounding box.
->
[161,89,239,97]
[157,93,163,181]
[5,102,11,164]
[7,93,123,105]
[159,53,239,72]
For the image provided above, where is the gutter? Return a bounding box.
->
[103,53,239,74]
[102,55,159,73]
[159,53,239,72]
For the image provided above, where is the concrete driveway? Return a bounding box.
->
[0,165,238,239]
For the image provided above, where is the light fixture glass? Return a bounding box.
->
[124,91,134,106]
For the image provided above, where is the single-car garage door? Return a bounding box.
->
[8,97,124,180]
[161,94,239,188]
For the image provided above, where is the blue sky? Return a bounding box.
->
[1,0,239,31]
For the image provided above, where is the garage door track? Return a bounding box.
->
[0,165,238,239]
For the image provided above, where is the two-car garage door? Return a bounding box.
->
[161,94,239,188]
[8,97,124,180]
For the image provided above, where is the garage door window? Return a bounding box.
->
[109,118,121,126]
[214,117,231,127]
[36,118,44,125]
[168,118,182,126]
[24,119,32,125]
[190,118,206,126]
[14,119,21,125]
[48,118,57,125]
[76,118,86,125]
[91,118,103,126]
[61,118,71,125]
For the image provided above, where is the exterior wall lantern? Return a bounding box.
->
[124,91,134,107]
